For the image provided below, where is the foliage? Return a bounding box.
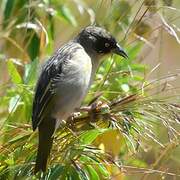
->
[0,0,180,179]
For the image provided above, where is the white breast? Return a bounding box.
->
[69,48,92,88]
[53,47,93,129]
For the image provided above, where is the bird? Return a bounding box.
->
[32,25,128,173]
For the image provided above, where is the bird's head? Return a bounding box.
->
[76,26,128,59]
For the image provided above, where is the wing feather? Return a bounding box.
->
[32,50,64,130]
[32,41,82,130]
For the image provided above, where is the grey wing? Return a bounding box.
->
[32,41,82,130]
[32,53,64,131]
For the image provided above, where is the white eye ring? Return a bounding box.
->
[105,42,110,47]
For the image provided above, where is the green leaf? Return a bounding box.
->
[8,95,20,113]
[4,156,14,165]
[57,5,77,26]
[127,158,147,168]
[74,166,89,180]
[97,163,110,178]
[86,165,100,180]
[131,63,147,72]
[68,166,82,180]
[7,59,22,84]
[3,0,15,28]
[47,165,64,180]
[24,59,38,85]
[80,155,110,178]
[80,129,108,145]
[132,75,144,81]
[46,15,54,54]
[27,32,40,60]
[127,43,142,61]
[8,134,30,144]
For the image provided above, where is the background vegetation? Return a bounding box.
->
[0,0,180,179]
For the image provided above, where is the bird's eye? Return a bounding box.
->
[105,42,110,47]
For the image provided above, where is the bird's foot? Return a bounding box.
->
[66,115,76,130]
[76,101,103,113]
[75,100,110,123]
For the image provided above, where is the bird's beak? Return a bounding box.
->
[113,43,128,59]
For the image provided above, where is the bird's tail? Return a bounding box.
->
[34,117,56,174]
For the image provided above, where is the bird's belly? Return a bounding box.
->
[52,58,92,127]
